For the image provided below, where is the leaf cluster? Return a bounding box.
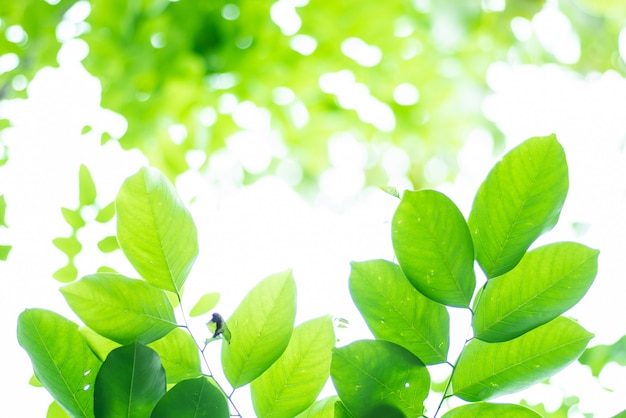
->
[332,134,599,417]
[18,167,335,417]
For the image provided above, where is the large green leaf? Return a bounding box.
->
[441,402,542,417]
[452,316,593,401]
[116,167,198,294]
[331,340,430,418]
[392,190,475,307]
[473,242,599,342]
[294,396,339,418]
[94,342,166,418]
[222,270,297,388]
[150,377,229,418]
[468,135,569,278]
[17,309,101,418]
[148,328,202,384]
[60,273,177,345]
[349,259,449,364]
[251,316,335,418]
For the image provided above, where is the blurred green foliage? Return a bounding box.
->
[1,0,625,190]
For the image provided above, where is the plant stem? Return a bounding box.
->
[176,294,242,417]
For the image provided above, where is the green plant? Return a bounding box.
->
[18,166,335,417]
[18,134,599,417]
[331,134,599,417]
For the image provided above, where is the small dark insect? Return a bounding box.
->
[208,312,231,343]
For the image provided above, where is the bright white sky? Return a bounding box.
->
[2,9,626,418]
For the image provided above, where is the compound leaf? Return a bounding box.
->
[116,167,198,294]
[473,242,598,342]
[251,316,335,418]
[61,273,177,345]
[222,270,296,388]
[392,190,475,307]
[17,309,101,418]
[453,317,593,401]
[468,135,568,278]
[349,259,449,364]
[94,342,165,418]
[331,340,429,418]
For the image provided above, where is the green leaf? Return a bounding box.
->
[150,376,229,418]
[612,409,626,418]
[331,340,429,418]
[60,273,177,345]
[29,374,43,387]
[148,328,202,384]
[392,190,475,307]
[0,244,11,261]
[17,309,101,418]
[94,342,166,418]
[97,235,119,253]
[468,135,569,278]
[46,401,71,418]
[579,335,626,377]
[189,292,220,317]
[53,237,82,257]
[349,260,449,364]
[294,396,339,418]
[441,402,542,417]
[380,186,400,198]
[251,316,335,418]
[79,164,97,206]
[334,402,355,418]
[0,195,7,226]
[95,201,116,223]
[473,242,599,342]
[222,270,297,388]
[79,327,121,362]
[452,316,593,401]
[53,263,78,283]
[61,207,85,229]
[116,167,198,294]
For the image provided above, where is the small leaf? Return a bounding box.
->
[331,340,429,418]
[46,401,72,418]
[148,328,202,384]
[29,374,43,387]
[295,396,339,418]
[222,270,297,388]
[251,316,336,418]
[150,376,229,418]
[441,402,542,417]
[0,195,7,226]
[349,260,449,364]
[97,235,119,253]
[380,185,400,198]
[392,190,475,307]
[79,164,97,206]
[95,201,115,223]
[468,135,569,278]
[116,167,198,294]
[53,237,82,257]
[61,207,85,229]
[0,245,11,261]
[52,263,78,283]
[60,273,177,344]
[452,317,593,401]
[473,242,599,342]
[579,335,626,377]
[189,292,220,317]
[94,342,166,418]
[17,309,101,418]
